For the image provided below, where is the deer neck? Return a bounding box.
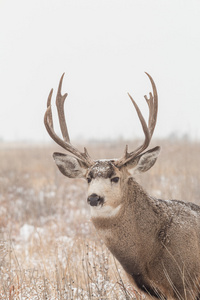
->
[91,177,157,241]
[91,177,162,274]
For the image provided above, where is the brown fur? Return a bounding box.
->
[92,177,200,299]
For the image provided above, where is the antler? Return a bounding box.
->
[116,72,158,167]
[44,73,94,167]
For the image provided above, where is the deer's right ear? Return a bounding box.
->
[53,152,88,178]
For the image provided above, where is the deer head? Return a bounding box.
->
[44,73,160,213]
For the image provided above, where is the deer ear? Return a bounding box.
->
[127,146,161,174]
[53,152,88,178]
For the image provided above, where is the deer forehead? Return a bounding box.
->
[87,160,118,179]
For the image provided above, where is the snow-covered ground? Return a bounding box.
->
[1,140,200,299]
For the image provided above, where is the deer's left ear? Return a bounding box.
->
[127,146,161,174]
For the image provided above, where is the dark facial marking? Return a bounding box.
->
[88,161,116,179]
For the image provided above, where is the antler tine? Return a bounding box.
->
[44,74,94,167]
[46,88,54,128]
[116,73,158,167]
[125,93,151,155]
[144,72,158,137]
[56,73,70,142]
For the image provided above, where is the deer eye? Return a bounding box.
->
[111,177,119,183]
[87,177,92,184]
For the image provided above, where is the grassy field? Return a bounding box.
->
[1,139,200,299]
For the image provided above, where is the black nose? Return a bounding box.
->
[87,193,104,206]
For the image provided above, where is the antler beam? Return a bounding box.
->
[44,72,157,169]
[44,74,94,167]
[116,72,158,167]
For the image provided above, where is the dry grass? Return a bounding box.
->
[1,139,200,299]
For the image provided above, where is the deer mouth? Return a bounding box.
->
[87,193,104,207]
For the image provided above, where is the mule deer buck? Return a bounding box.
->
[44,73,200,299]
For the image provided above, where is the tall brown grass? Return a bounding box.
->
[1,139,200,299]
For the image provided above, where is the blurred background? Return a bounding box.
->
[1,2,200,298]
[0,0,200,144]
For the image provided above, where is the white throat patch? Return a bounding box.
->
[90,204,122,219]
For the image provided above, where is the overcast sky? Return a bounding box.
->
[0,0,200,143]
